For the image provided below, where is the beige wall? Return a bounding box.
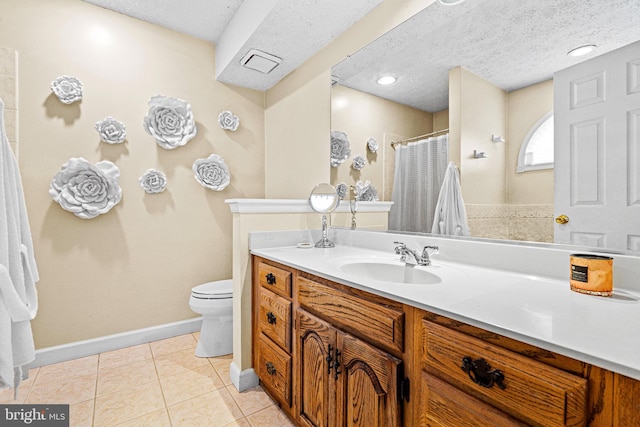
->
[0,0,265,348]
[506,79,554,204]
[330,84,432,201]
[1,48,18,156]
[450,66,507,205]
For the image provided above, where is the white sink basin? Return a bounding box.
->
[338,259,466,285]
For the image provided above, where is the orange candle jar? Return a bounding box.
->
[570,254,613,297]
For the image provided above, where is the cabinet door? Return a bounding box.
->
[297,309,336,427]
[336,332,402,427]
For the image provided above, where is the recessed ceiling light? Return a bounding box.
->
[377,75,397,86]
[567,44,597,57]
[438,0,465,5]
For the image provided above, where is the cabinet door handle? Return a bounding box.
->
[266,311,277,324]
[266,361,277,376]
[326,344,334,374]
[333,349,341,380]
[265,273,276,285]
[461,356,506,390]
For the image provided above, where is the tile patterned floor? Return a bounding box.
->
[0,333,294,427]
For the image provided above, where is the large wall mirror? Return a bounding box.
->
[330,0,640,253]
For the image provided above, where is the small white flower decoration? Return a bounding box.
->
[139,169,167,194]
[352,155,366,171]
[51,76,83,104]
[367,137,379,153]
[143,95,197,150]
[336,182,348,200]
[193,154,231,191]
[218,110,240,131]
[95,117,126,144]
[49,157,122,219]
[330,131,351,167]
[355,180,379,201]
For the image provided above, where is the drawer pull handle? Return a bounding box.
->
[461,356,506,390]
[266,312,277,324]
[333,349,342,380]
[326,344,334,374]
[265,273,276,285]
[266,361,277,376]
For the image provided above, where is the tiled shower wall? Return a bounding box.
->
[0,48,18,157]
[466,204,554,243]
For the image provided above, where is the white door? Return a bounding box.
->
[554,40,640,251]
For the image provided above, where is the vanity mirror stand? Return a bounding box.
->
[308,183,339,248]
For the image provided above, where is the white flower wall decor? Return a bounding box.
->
[143,95,197,150]
[193,154,231,191]
[49,157,122,219]
[336,182,348,200]
[352,155,366,171]
[367,137,379,153]
[139,169,167,194]
[95,117,126,144]
[51,76,84,104]
[355,180,379,201]
[330,130,351,167]
[218,110,240,131]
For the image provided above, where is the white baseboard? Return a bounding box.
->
[30,317,203,368]
[230,361,259,392]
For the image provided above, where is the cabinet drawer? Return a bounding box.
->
[298,276,404,353]
[422,321,587,426]
[422,372,527,426]
[258,262,292,298]
[257,333,292,406]
[258,287,291,352]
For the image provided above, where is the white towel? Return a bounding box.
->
[0,98,39,396]
[431,162,470,236]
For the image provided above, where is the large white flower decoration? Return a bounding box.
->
[355,180,379,202]
[51,76,83,104]
[143,95,197,150]
[352,155,366,171]
[193,154,231,191]
[367,137,379,153]
[95,117,126,144]
[139,169,167,194]
[218,110,240,131]
[330,130,351,167]
[49,157,122,219]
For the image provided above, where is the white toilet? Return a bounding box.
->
[189,279,233,357]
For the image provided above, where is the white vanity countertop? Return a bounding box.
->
[251,243,640,381]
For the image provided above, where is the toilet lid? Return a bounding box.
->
[191,280,233,299]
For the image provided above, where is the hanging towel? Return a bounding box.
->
[0,98,39,397]
[431,161,470,236]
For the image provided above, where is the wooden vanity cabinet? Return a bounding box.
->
[252,256,640,426]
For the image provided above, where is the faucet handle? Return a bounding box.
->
[394,241,406,253]
[422,245,439,256]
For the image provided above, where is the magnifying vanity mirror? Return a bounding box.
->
[309,183,340,248]
[330,0,640,253]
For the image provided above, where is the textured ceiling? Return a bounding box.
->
[82,0,384,91]
[332,0,640,112]
[82,0,244,43]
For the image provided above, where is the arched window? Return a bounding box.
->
[516,111,554,173]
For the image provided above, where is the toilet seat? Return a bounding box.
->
[191,280,233,299]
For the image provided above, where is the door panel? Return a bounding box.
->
[554,39,640,250]
[336,332,402,427]
[297,309,335,427]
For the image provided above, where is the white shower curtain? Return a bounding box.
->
[389,134,448,233]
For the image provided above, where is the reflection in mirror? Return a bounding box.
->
[309,183,339,248]
[330,0,640,253]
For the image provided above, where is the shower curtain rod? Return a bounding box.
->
[391,128,449,149]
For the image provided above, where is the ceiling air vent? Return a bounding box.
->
[240,49,282,74]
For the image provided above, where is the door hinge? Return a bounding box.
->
[399,377,410,403]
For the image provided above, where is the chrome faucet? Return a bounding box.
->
[394,241,439,266]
